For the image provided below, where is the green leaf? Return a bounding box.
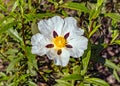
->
[105,59,120,71]
[73,65,81,74]
[89,24,101,38]
[79,82,84,86]
[96,0,104,8]
[26,47,38,75]
[7,28,23,42]
[81,43,91,76]
[11,0,19,12]
[61,74,83,81]
[36,13,56,19]
[0,18,15,34]
[28,81,37,86]
[105,13,120,22]
[111,30,119,44]
[113,69,120,82]
[85,78,110,86]
[31,21,39,35]
[0,4,7,11]
[7,57,21,73]
[0,72,9,81]
[55,80,71,86]
[61,2,89,13]
[0,13,4,19]
[26,47,38,70]
[24,13,56,22]
[89,8,101,20]
[114,40,120,45]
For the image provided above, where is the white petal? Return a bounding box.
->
[38,19,52,39]
[46,48,70,66]
[59,49,70,66]
[68,35,88,58]
[46,48,56,60]
[54,49,70,66]
[31,33,50,56]
[38,16,64,37]
[62,17,84,36]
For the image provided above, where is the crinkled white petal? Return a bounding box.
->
[62,17,84,36]
[46,48,56,60]
[68,35,88,58]
[38,16,64,37]
[58,49,70,66]
[46,49,70,66]
[31,33,50,56]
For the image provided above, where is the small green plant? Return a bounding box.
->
[0,0,120,86]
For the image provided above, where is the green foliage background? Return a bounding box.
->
[0,0,120,86]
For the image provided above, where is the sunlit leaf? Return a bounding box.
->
[26,47,38,75]
[96,0,104,8]
[114,40,120,45]
[0,4,7,11]
[6,57,21,73]
[113,69,120,82]
[61,74,83,81]
[110,30,119,44]
[55,80,71,86]
[85,78,110,86]
[81,43,91,76]
[105,59,120,71]
[28,81,37,86]
[105,13,120,22]
[89,24,101,38]
[11,0,19,12]
[0,18,15,34]
[31,21,39,35]
[7,28,23,42]
[61,2,89,13]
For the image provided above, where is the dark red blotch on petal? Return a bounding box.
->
[53,30,58,38]
[57,49,62,55]
[45,44,54,48]
[64,32,70,39]
[66,44,73,48]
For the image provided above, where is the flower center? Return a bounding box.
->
[53,36,66,49]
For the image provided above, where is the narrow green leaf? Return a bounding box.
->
[105,13,120,22]
[36,13,56,19]
[73,65,81,74]
[55,80,71,86]
[31,21,39,35]
[97,0,104,8]
[61,74,83,81]
[81,43,91,76]
[28,81,37,86]
[80,82,84,86]
[0,18,15,34]
[85,78,110,86]
[7,57,21,73]
[61,2,89,13]
[11,0,19,12]
[111,30,119,44]
[26,47,38,70]
[113,69,120,82]
[89,24,101,38]
[7,28,23,42]
[24,13,55,22]
[28,0,32,10]
[114,40,120,45]
[0,4,7,11]
[0,13,4,19]
[105,59,120,71]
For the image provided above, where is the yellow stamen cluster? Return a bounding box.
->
[52,36,66,49]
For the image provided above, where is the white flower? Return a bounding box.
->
[31,16,88,66]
